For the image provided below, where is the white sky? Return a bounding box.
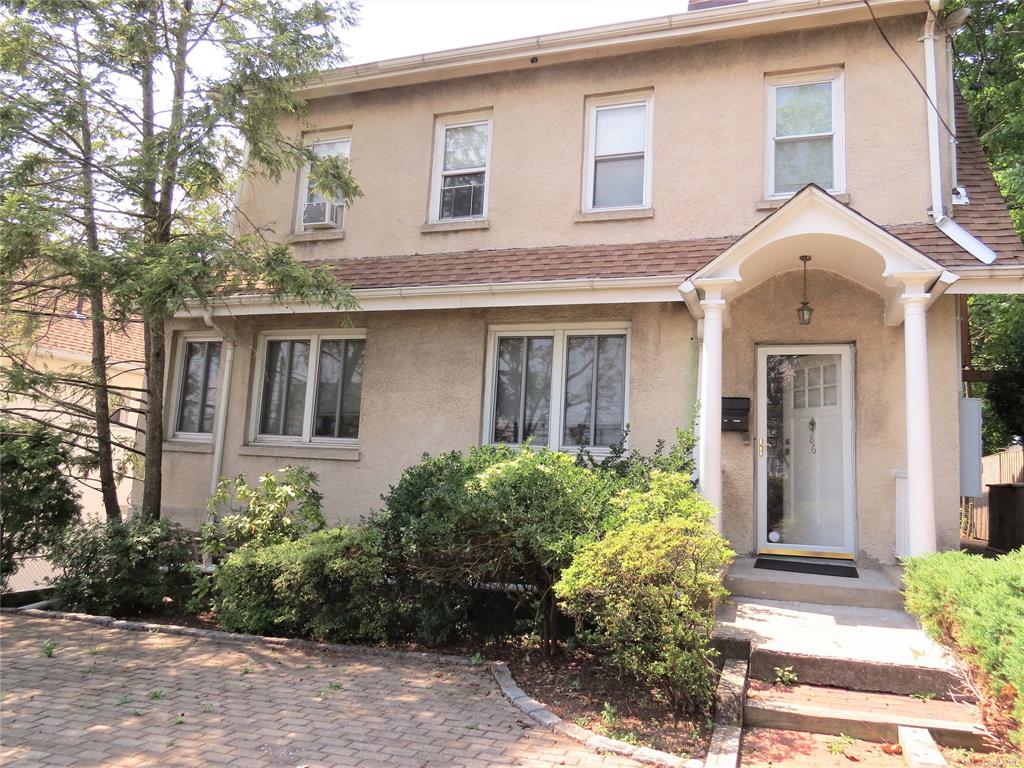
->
[343,1,690,65]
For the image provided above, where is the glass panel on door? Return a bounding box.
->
[764,352,846,550]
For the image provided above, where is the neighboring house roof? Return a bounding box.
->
[32,303,145,365]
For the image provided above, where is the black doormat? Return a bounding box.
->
[754,557,859,578]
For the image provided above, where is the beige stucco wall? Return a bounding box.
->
[237,14,950,262]
[161,281,961,565]
[719,269,961,564]
[160,302,698,529]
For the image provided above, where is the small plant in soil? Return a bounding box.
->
[773,666,798,686]
[827,734,855,756]
[148,690,164,700]
[41,639,57,658]
[468,652,484,666]
[601,702,619,726]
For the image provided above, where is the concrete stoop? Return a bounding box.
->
[743,682,990,751]
[725,557,904,610]
[714,597,966,699]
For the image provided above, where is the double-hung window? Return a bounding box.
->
[485,325,629,452]
[174,339,222,437]
[255,331,366,443]
[584,94,653,211]
[430,116,491,222]
[766,69,845,197]
[297,136,351,231]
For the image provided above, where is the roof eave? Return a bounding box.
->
[300,0,923,99]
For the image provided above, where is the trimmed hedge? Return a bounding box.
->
[213,526,392,642]
[903,550,1024,747]
[50,518,195,616]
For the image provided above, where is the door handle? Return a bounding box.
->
[758,437,765,457]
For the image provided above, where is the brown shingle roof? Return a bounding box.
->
[304,221,1008,291]
[951,90,1024,264]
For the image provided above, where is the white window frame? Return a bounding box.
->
[295,132,352,233]
[170,333,224,441]
[481,322,631,456]
[428,113,493,224]
[250,328,368,447]
[582,92,654,213]
[765,68,846,199]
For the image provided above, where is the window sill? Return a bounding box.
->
[289,229,346,243]
[163,440,213,454]
[421,219,490,233]
[238,442,360,462]
[757,193,849,211]
[573,208,654,223]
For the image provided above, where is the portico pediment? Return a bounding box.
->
[682,185,950,324]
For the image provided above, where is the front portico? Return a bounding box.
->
[681,186,957,563]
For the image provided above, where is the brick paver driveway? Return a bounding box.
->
[0,615,640,768]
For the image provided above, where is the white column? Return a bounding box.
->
[699,298,725,531]
[901,293,937,555]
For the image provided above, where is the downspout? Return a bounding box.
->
[923,5,997,264]
[923,4,944,223]
[202,312,235,569]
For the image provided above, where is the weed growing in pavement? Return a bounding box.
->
[148,690,164,700]
[41,639,57,658]
[827,734,855,755]
[773,666,798,686]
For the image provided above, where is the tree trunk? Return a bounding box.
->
[72,19,120,523]
[89,290,122,522]
[139,316,165,519]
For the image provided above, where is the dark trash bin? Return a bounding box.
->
[987,483,1024,551]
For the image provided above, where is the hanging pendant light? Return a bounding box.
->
[797,254,814,325]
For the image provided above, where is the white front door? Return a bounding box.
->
[756,345,856,559]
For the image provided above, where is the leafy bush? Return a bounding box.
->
[556,511,734,716]
[372,445,623,649]
[49,518,195,616]
[903,550,1024,747]
[603,470,716,530]
[0,419,81,590]
[202,466,325,556]
[213,526,391,642]
[576,423,697,488]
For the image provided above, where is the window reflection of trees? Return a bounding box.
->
[493,337,552,444]
[563,335,625,448]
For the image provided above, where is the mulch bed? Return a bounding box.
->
[498,644,711,758]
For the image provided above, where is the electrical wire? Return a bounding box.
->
[862,0,958,140]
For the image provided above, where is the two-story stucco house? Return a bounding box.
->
[163,0,1024,570]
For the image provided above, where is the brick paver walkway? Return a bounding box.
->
[0,615,640,767]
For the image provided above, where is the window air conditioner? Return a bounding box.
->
[303,201,343,229]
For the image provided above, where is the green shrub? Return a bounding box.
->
[213,526,391,642]
[202,466,326,556]
[390,447,619,652]
[604,470,715,530]
[49,518,195,616]
[0,419,81,590]
[903,550,1024,747]
[576,423,697,488]
[556,512,734,716]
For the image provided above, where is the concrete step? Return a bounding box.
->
[714,598,966,699]
[725,557,904,610]
[743,681,990,751]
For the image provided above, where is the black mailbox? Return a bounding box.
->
[722,397,750,432]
